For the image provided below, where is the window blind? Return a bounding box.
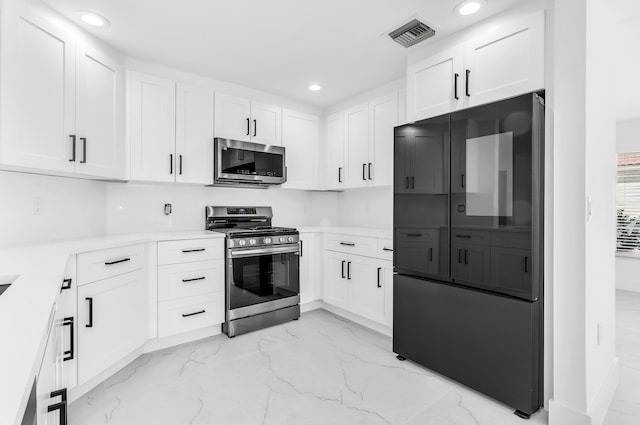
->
[617,153,640,254]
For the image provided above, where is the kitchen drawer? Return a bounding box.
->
[158,260,224,301]
[491,231,530,250]
[378,238,394,261]
[395,228,439,243]
[158,292,224,338]
[157,238,224,265]
[77,244,145,285]
[324,233,377,258]
[451,229,491,246]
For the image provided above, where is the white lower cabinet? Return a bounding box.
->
[158,293,224,338]
[77,269,147,385]
[346,255,380,321]
[299,233,321,304]
[378,260,394,327]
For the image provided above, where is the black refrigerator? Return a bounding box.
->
[393,92,544,417]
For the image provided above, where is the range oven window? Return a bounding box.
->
[229,251,299,310]
[220,148,284,178]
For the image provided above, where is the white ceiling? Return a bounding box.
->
[43,0,528,108]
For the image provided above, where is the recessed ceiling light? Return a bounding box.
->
[308,84,322,91]
[79,12,110,28]
[454,0,486,16]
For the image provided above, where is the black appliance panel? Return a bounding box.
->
[219,147,284,178]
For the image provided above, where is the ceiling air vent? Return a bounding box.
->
[388,19,435,48]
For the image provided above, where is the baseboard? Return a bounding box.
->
[300,299,323,313]
[143,325,222,353]
[318,302,392,337]
[548,357,619,425]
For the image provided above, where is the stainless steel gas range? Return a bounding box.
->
[205,206,300,337]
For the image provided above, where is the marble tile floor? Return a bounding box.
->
[603,290,640,425]
[71,309,549,425]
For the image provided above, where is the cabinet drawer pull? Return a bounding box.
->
[341,260,346,279]
[182,310,206,318]
[458,249,462,264]
[339,242,355,247]
[407,233,422,237]
[461,173,465,188]
[338,167,343,183]
[47,388,68,425]
[253,119,257,137]
[62,317,74,361]
[455,234,471,239]
[465,69,471,97]
[79,137,87,164]
[170,154,173,174]
[382,247,393,252]
[377,267,382,288]
[179,154,183,175]
[104,257,131,265]
[362,163,367,181]
[429,247,433,262]
[405,176,409,189]
[69,135,76,162]
[524,256,529,273]
[411,176,415,189]
[368,163,373,180]
[464,249,468,265]
[182,276,206,283]
[347,261,352,280]
[182,248,206,253]
[454,72,459,100]
[246,118,251,136]
[85,298,93,328]
[61,278,72,291]
[300,240,303,257]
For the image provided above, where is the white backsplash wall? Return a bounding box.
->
[0,171,107,248]
[335,187,393,230]
[106,183,340,234]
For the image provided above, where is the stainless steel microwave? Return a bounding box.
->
[213,138,286,187]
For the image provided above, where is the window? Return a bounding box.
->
[617,152,640,254]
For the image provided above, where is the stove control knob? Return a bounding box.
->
[249,239,256,246]
[279,236,286,243]
[228,240,235,248]
[264,237,272,244]
[238,240,246,247]
[288,236,295,243]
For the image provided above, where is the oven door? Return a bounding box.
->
[227,244,300,320]
[214,138,286,185]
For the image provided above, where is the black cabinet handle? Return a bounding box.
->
[253,119,257,137]
[246,118,250,136]
[48,388,67,425]
[407,233,422,237]
[411,176,415,189]
[79,138,87,164]
[170,154,173,174]
[458,249,462,264]
[182,276,206,283]
[464,249,468,265]
[62,317,74,361]
[377,267,382,288]
[524,256,529,273]
[338,167,343,183]
[61,278,72,291]
[340,242,355,246]
[405,176,409,189]
[429,247,433,262]
[362,163,367,181]
[461,174,465,188]
[383,247,393,252]
[182,310,206,318]
[104,257,131,265]
[69,135,76,162]
[85,297,93,328]
[454,73,459,100]
[347,261,352,280]
[465,69,470,97]
[179,155,183,175]
[182,248,206,253]
[341,260,346,279]
[455,234,472,239]
[368,163,372,180]
[300,240,303,257]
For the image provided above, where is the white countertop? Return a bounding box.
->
[298,226,392,239]
[0,231,224,425]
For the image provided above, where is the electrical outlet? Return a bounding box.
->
[33,197,43,215]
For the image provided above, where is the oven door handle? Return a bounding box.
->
[229,245,300,258]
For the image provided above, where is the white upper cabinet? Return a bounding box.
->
[407,46,463,122]
[462,13,544,108]
[326,113,346,190]
[176,82,215,184]
[344,103,369,188]
[75,43,125,179]
[0,1,125,179]
[282,109,319,190]
[129,72,177,182]
[214,94,282,145]
[368,92,399,187]
[407,11,544,122]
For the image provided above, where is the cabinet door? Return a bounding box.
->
[299,234,320,304]
[251,101,282,146]
[491,247,532,297]
[347,255,381,322]
[451,243,491,287]
[378,260,394,327]
[406,45,463,122]
[393,126,411,194]
[369,92,398,187]
[327,113,345,189]
[75,44,125,179]
[1,3,76,173]
[36,305,62,425]
[411,128,446,194]
[322,251,348,309]
[344,103,369,188]
[463,13,544,108]
[77,270,146,385]
[130,72,176,182]
[175,82,214,184]
[282,109,319,190]
[214,93,251,142]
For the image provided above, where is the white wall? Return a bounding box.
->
[0,171,107,248]
[106,183,338,234]
[335,187,393,230]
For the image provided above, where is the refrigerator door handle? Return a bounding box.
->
[464,249,468,265]
[458,249,462,264]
